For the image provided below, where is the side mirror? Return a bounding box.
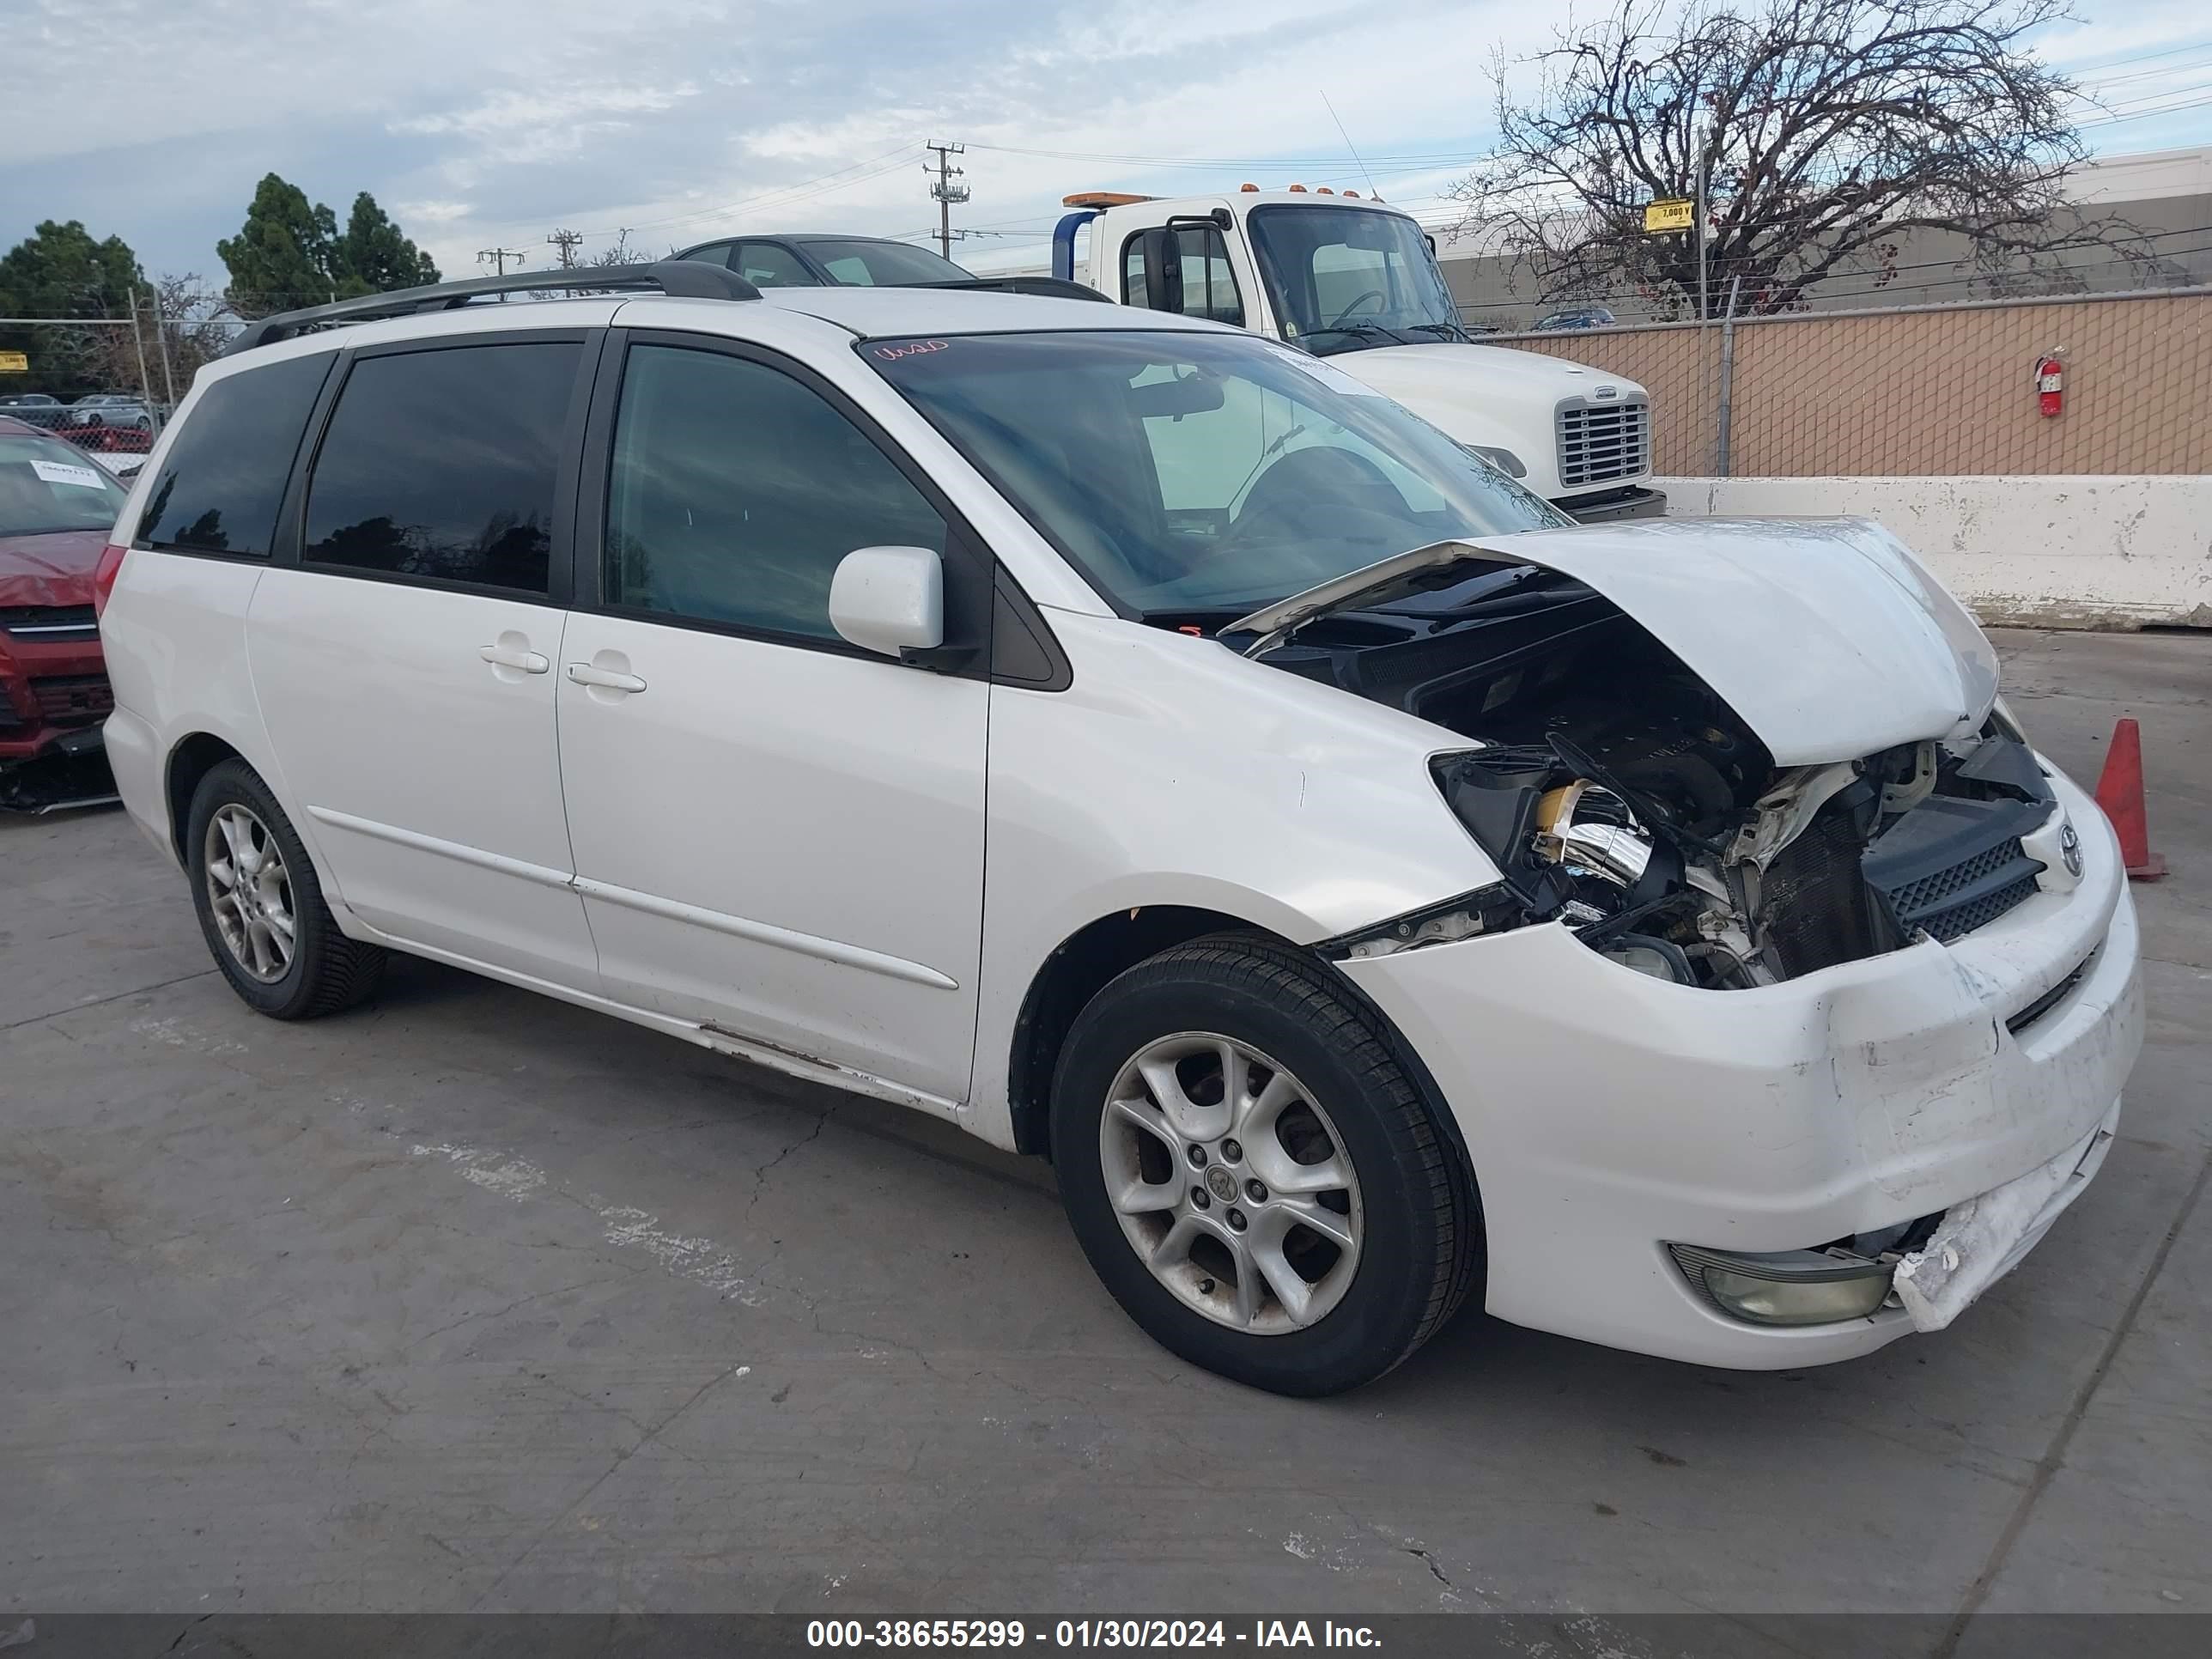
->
[1138,227,1184,314]
[829,545,945,660]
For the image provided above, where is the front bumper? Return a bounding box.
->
[1340,765,2142,1369]
[0,631,112,767]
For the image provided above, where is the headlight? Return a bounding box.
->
[1462,443,1526,478]
[1669,1243,1893,1326]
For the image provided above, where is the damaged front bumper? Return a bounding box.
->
[1893,1097,2118,1332]
[1339,764,2142,1370]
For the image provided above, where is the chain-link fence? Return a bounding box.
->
[1474,286,2212,479]
[0,283,259,450]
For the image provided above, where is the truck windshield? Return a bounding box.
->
[866,329,1564,616]
[1247,205,1468,356]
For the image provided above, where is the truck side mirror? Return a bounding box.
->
[1139,228,1183,314]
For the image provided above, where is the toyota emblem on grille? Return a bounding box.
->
[2059,819,2083,878]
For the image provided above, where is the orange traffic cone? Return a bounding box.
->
[2094,718,2166,880]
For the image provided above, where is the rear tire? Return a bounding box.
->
[186,758,385,1019]
[1050,935,1479,1395]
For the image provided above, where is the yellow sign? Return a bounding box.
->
[0,351,28,374]
[1644,198,1695,234]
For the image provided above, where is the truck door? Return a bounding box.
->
[1111,208,1269,333]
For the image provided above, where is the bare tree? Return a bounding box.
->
[1449,0,2146,318]
[586,231,637,269]
[77,275,238,403]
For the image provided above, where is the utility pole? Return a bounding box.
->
[126,286,157,417]
[148,284,177,416]
[477,246,530,298]
[546,229,582,269]
[926,142,969,261]
[1695,122,1711,325]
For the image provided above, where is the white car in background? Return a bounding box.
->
[94,264,2140,1395]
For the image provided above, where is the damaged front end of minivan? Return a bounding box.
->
[1221,519,2137,1363]
[1235,522,2056,990]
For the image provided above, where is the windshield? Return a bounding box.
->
[808,240,973,287]
[0,434,131,537]
[866,330,1565,616]
[1247,204,1467,356]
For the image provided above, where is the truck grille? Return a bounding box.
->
[1877,838,2042,942]
[1557,399,1649,489]
[29,673,113,726]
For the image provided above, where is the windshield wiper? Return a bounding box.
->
[1299,321,1417,353]
[1402,320,1473,343]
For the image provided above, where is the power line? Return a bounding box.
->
[2080,89,2212,126]
[964,140,1483,172]
[472,143,924,246]
[2063,37,2212,75]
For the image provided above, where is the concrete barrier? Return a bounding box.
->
[1656,476,2212,630]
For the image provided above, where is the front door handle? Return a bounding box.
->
[566,661,647,694]
[479,641,550,674]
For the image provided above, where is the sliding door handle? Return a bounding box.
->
[566,661,647,694]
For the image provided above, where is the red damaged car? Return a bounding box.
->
[0,414,131,811]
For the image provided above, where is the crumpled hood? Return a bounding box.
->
[1472,516,2000,765]
[0,528,106,610]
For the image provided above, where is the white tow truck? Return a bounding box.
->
[1049,187,1662,522]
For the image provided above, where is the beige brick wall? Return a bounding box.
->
[1494,290,2212,477]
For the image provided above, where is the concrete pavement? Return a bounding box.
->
[3,628,2205,1625]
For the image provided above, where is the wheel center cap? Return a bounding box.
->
[1205,1165,1237,1203]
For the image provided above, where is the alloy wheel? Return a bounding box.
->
[1098,1031,1364,1334]
[204,803,297,982]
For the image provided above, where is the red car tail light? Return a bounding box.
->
[92,542,130,618]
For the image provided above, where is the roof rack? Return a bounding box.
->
[222,261,762,356]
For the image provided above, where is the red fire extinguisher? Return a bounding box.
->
[2035,354,2063,418]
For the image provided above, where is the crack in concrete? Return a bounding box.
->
[1404,1545,1455,1590]
[1934,1142,2212,1655]
[745,1110,837,1212]
[467,1360,750,1608]
[0,968,221,1034]
[403,1277,621,1351]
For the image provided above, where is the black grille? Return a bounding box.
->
[0,604,99,640]
[29,673,113,725]
[1882,840,2041,941]
[1556,399,1650,488]
[1863,793,2048,945]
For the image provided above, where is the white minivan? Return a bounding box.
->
[95,264,2140,1395]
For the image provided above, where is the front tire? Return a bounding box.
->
[1050,936,1479,1395]
[186,758,385,1018]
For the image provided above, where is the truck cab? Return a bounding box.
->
[1054,189,1662,523]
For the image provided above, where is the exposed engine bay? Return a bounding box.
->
[1234,562,2057,988]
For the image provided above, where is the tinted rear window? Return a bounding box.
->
[303,342,580,594]
[137,353,333,556]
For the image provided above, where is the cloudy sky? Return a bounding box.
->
[7,0,2212,289]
